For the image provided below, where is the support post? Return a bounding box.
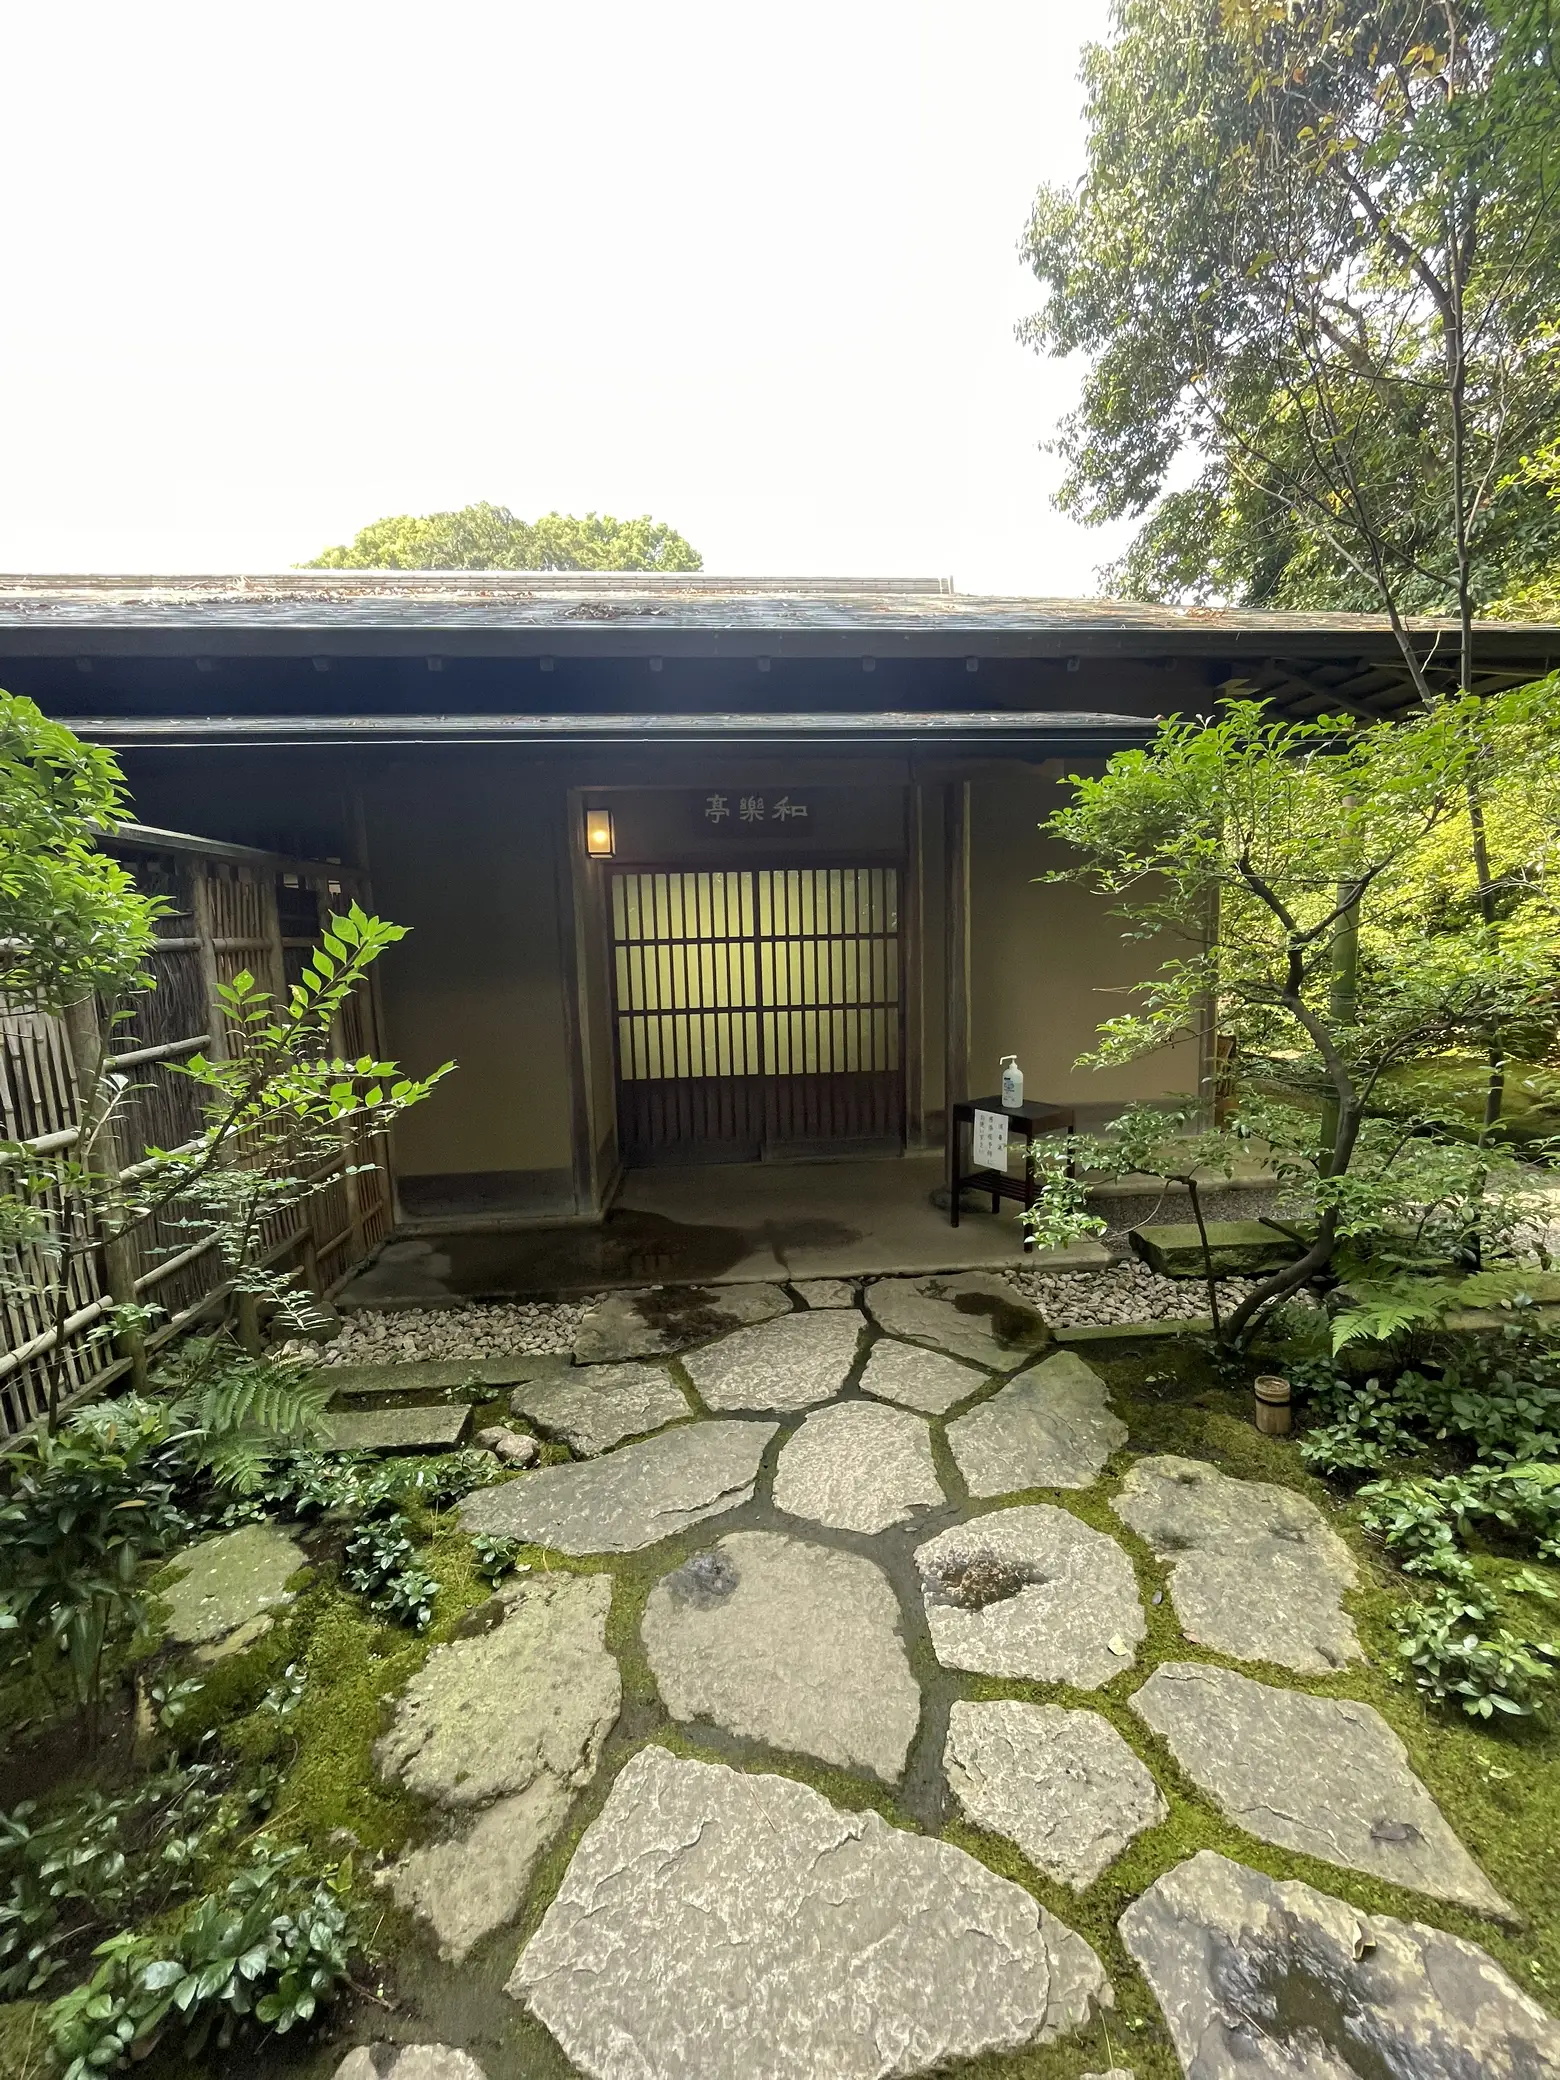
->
[943,779,971,1192]
[62,994,148,1392]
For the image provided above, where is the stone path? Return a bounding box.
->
[947,1349,1128,1494]
[1122,1850,1558,2078]
[160,1521,306,1659]
[1113,1454,1362,1672]
[1132,1663,1511,1917]
[458,1419,776,1553]
[945,1701,1167,1890]
[772,1399,942,1532]
[864,1271,1049,1371]
[681,1308,861,1412]
[373,1572,621,1960]
[918,1506,1145,1686]
[642,1531,920,1781]
[508,1359,690,1455]
[309,1277,1545,2079]
[509,1746,1109,2080]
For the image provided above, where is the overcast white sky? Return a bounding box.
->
[0,1,1133,592]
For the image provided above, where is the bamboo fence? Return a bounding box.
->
[0,824,394,1439]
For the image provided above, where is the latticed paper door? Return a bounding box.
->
[610,866,903,1163]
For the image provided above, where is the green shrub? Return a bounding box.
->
[1392,1587,1560,1718]
[44,1839,351,2077]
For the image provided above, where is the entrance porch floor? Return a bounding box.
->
[339,1153,1108,1307]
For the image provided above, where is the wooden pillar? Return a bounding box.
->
[189,864,229,1063]
[943,779,971,1188]
[62,994,148,1392]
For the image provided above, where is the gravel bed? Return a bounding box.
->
[999,1259,1303,1330]
[284,1299,592,1365]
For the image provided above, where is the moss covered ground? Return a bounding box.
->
[3,1330,1557,2080]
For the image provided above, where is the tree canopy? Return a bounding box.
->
[1022,0,1560,621]
[305,501,702,573]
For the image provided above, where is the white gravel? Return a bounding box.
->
[284,1300,592,1365]
[999,1258,1311,1330]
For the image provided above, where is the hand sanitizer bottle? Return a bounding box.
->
[1000,1054,1023,1110]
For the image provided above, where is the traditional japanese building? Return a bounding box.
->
[4,571,1554,1233]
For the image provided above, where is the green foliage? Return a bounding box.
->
[470,1533,522,1587]
[0,691,159,1012]
[1,1759,261,2005]
[1297,1337,1560,1475]
[153,1341,330,1496]
[0,1399,188,1737]
[1024,694,1560,1343]
[1329,1269,1534,1352]
[305,499,702,573]
[1391,1587,1560,1719]
[44,1839,351,2076]
[341,1516,438,1632]
[1021,0,1560,620]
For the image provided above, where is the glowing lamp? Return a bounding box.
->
[584,807,616,858]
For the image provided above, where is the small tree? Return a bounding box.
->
[1025,689,1560,1346]
[0,692,450,1427]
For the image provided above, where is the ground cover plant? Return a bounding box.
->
[1292,1321,1560,1721]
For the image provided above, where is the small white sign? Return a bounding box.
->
[971,1108,1010,1174]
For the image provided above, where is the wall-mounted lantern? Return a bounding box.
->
[584,807,616,859]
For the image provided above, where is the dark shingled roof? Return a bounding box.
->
[0,571,1555,660]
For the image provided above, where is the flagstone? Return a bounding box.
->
[573,1283,791,1363]
[1112,1455,1362,1672]
[917,1505,1145,1687]
[859,1336,989,1415]
[459,1418,776,1554]
[642,1530,920,1781]
[508,1746,1110,2078]
[772,1400,943,1534]
[373,1572,620,1961]
[1121,1850,1556,2079]
[508,1359,690,1456]
[681,1309,862,1413]
[947,1350,1126,1495]
[945,1701,1167,1889]
[864,1272,1050,1371]
[1131,1663,1510,1918]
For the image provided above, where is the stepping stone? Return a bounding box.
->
[509,1360,689,1456]
[773,1401,943,1534]
[1112,1454,1362,1672]
[1121,1850,1557,2079]
[573,1283,791,1363]
[642,1530,920,1781]
[859,1337,987,1415]
[917,1506,1145,1687]
[508,1745,1110,2078]
[945,1701,1167,1890]
[459,1420,776,1554]
[946,1350,1126,1495]
[374,1572,621,1961]
[792,1277,857,1308]
[334,2047,488,2080]
[865,1273,1050,1372]
[160,1522,306,1658]
[682,1310,861,1413]
[1128,1220,1301,1279]
[1130,1664,1511,1918]
[323,1354,571,1401]
[323,1405,471,1453]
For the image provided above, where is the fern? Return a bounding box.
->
[1331,1268,1533,1352]
[156,1341,332,1494]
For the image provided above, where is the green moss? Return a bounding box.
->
[0,2002,45,2080]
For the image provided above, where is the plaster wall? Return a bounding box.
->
[359,761,577,1208]
[967,769,1197,1109]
